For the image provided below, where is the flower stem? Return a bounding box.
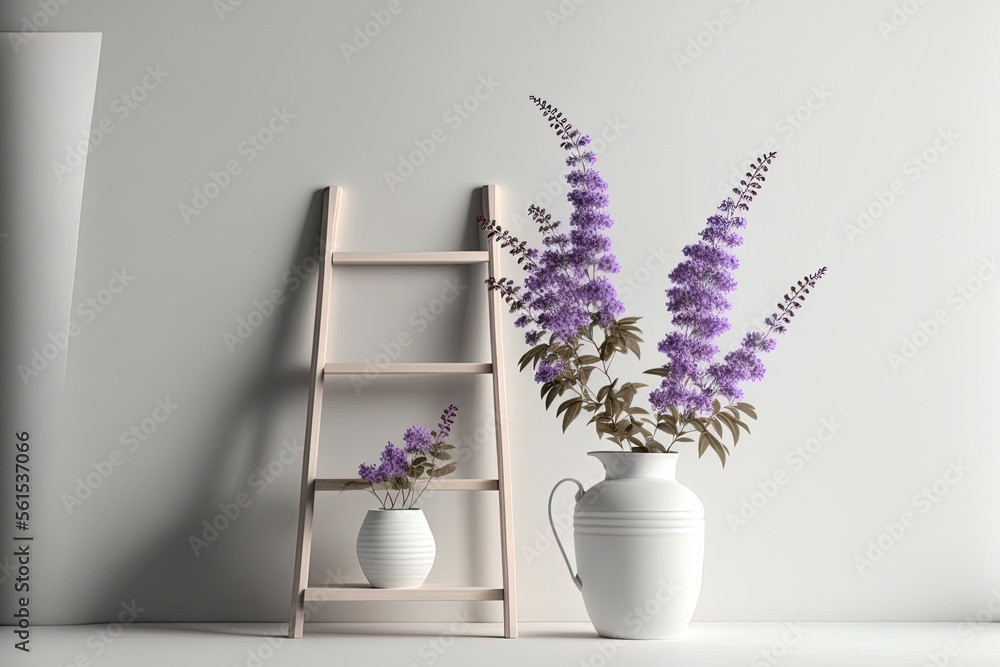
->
[410,451,440,508]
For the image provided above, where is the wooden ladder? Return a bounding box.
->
[287,185,517,639]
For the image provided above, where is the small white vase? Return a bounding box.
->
[356,509,436,588]
[548,451,705,639]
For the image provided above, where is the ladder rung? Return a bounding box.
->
[316,478,499,492]
[305,584,505,602]
[332,251,488,265]
[324,362,492,375]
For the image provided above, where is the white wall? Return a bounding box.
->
[2,0,998,624]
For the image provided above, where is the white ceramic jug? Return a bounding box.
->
[548,451,705,639]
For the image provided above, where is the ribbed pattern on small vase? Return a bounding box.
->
[357,511,436,588]
[575,510,705,537]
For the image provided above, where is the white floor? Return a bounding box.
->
[20,622,1000,667]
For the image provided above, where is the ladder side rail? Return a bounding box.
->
[288,186,342,638]
[483,184,518,638]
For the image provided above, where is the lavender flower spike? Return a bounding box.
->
[650,152,827,421]
[436,404,458,441]
[708,267,827,401]
[648,195,747,417]
[481,97,624,356]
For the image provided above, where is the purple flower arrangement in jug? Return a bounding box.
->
[480,96,827,466]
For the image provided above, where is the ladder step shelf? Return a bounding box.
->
[317,478,499,491]
[332,251,488,265]
[324,362,492,375]
[305,584,505,602]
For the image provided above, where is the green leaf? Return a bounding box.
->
[597,379,618,403]
[587,411,608,425]
[562,399,583,432]
[706,431,727,467]
[518,344,548,371]
[646,439,666,453]
[717,412,740,446]
[557,397,584,417]
[594,419,613,437]
[615,418,634,434]
[544,385,561,410]
[386,477,410,491]
[624,335,642,359]
[698,431,711,457]
[429,462,458,478]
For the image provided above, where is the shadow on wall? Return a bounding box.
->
[107,189,326,621]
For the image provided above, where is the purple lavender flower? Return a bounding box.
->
[377,443,408,479]
[534,358,566,383]
[484,98,625,362]
[403,426,433,453]
[707,332,772,401]
[706,267,826,401]
[358,463,386,484]
[650,153,827,418]
[436,404,458,441]
[648,199,746,416]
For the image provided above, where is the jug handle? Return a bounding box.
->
[548,478,585,591]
